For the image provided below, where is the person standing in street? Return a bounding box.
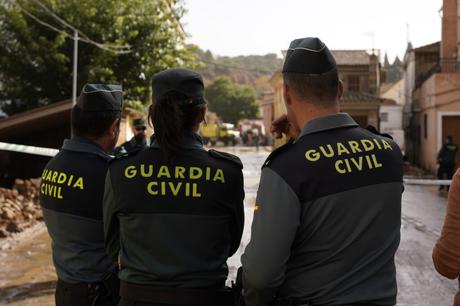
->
[438,136,458,191]
[103,68,245,306]
[40,84,123,306]
[113,118,148,155]
[241,37,404,306]
[433,167,460,306]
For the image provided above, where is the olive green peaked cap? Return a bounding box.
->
[77,84,123,112]
[152,68,206,106]
[282,37,336,74]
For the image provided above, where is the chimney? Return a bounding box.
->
[441,0,458,71]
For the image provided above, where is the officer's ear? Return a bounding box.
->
[283,83,292,107]
[197,105,207,124]
[109,117,121,139]
[337,80,344,100]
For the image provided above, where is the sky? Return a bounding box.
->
[182,0,443,62]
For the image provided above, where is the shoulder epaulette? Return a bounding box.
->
[262,142,292,168]
[365,125,393,140]
[208,149,243,169]
[109,147,143,164]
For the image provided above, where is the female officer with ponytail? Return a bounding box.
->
[103,68,245,306]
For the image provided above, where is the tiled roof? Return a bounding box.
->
[332,50,370,66]
[341,92,387,103]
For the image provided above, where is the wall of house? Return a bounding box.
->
[442,0,458,69]
[381,79,405,105]
[261,103,273,139]
[420,73,460,172]
[380,105,404,150]
[338,66,371,94]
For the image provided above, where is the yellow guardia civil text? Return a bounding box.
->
[304,138,393,174]
[123,164,226,198]
[40,169,85,199]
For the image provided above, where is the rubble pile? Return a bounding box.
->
[0,178,42,238]
[403,163,435,179]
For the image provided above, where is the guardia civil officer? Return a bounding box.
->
[40,84,123,306]
[103,68,245,306]
[113,118,148,155]
[437,136,458,191]
[241,38,404,306]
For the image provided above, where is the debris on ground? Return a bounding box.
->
[0,178,42,238]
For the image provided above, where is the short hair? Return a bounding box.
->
[283,68,339,107]
[71,105,121,139]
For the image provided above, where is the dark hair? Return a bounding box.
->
[283,68,339,107]
[149,92,205,159]
[71,105,121,139]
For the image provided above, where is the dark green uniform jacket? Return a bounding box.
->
[113,137,147,156]
[438,143,458,165]
[40,137,114,283]
[104,133,244,288]
[242,113,403,306]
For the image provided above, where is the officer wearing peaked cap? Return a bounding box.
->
[103,68,244,306]
[40,84,123,306]
[113,118,148,156]
[241,38,403,306]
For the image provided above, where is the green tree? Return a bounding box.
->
[0,0,196,114]
[205,77,259,124]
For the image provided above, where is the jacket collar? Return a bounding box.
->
[298,113,359,140]
[62,136,112,161]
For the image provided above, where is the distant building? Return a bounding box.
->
[380,79,405,151]
[383,53,403,83]
[260,90,274,144]
[418,0,460,172]
[402,42,441,164]
[402,0,460,172]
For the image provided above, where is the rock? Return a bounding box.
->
[2,209,15,220]
[6,221,21,233]
[0,228,8,238]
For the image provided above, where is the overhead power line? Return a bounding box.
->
[9,0,132,54]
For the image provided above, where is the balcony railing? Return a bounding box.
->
[441,58,460,72]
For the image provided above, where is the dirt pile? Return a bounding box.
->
[0,178,42,238]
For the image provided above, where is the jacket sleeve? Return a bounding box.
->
[103,170,120,262]
[241,167,300,306]
[438,146,445,162]
[433,169,460,279]
[230,169,245,256]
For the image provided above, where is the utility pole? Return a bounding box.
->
[72,30,78,105]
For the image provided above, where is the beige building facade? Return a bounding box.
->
[416,0,460,172]
[419,73,460,172]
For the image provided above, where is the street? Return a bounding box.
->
[0,147,457,306]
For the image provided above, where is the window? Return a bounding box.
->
[381,112,389,122]
[348,75,360,92]
[424,113,428,139]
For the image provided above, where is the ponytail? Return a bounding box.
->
[150,92,204,160]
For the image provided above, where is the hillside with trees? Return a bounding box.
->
[194,47,283,97]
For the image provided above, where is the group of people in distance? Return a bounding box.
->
[39,37,460,306]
